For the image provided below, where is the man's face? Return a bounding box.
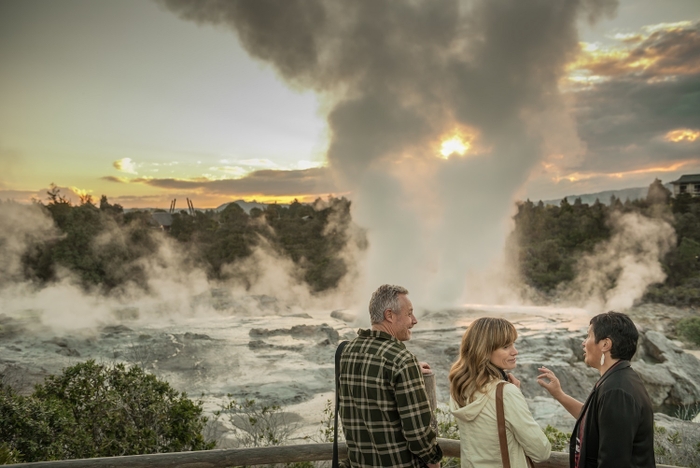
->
[391,294,417,341]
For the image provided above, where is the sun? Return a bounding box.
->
[439,136,470,159]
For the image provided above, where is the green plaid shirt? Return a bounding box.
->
[339,329,442,467]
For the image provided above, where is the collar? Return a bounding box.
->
[358,328,405,348]
[596,359,630,388]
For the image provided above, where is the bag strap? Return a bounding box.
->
[333,340,349,468]
[496,382,511,468]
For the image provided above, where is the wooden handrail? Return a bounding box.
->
[5,365,682,467]
[3,440,681,468]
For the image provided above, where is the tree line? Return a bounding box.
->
[5,180,699,304]
[512,179,700,306]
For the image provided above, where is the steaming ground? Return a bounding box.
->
[3,295,698,447]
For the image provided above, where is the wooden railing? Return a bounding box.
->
[3,441,681,468]
[5,374,682,467]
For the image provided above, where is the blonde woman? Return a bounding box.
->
[449,317,550,468]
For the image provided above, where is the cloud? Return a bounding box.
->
[664,128,700,143]
[237,159,278,168]
[570,21,700,81]
[133,167,336,197]
[529,20,700,197]
[548,160,697,183]
[0,189,42,203]
[0,185,89,205]
[113,158,138,174]
[571,73,700,173]
[102,176,129,183]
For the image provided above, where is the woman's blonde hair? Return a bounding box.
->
[448,317,518,407]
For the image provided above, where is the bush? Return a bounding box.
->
[544,425,571,452]
[0,361,213,462]
[676,316,700,346]
[0,442,22,465]
[435,407,460,468]
[306,399,342,444]
[0,385,79,461]
[213,396,300,448]
[654,422,700,467]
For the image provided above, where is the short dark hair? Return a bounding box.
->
[590,311,639,361]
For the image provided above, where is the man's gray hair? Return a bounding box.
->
[369,284,408,324]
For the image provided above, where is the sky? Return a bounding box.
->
[1,0,699,209]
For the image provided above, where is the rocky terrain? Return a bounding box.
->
[1,298,698,445]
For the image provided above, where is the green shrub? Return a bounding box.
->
[544,425,571,452]
[0,361,213,462]
[653,421,700,467]
[676,317,700,346]
[0,442,22,465]
[435,407,460,468]
[306,399,342,444]
[213,396,300,448]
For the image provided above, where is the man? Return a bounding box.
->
[339,284,442,468]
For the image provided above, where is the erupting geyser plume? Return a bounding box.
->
[159,0,620,308]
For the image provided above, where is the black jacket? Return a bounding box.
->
[569,361,655,468]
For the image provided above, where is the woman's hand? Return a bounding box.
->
[536,366,562,397]
[537,366,584,418]
[507,372,521,389]
[419,362,432,375]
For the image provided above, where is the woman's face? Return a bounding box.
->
[582,325,606,369]
[490,342,518,370]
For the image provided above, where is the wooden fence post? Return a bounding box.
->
[423,371,438,433]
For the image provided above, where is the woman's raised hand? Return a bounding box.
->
[537,366,584,418]
[536,366,562,397]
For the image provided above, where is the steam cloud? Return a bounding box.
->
[0,201,354,333]
[0,202,58,285]
[157,0,619,307]
[564,212,676,312]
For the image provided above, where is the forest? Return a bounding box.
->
[7,186,360,294]
[512,179,700,306]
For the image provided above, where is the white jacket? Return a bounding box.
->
[450,380,551,468]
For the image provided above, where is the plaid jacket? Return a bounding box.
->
[338,329,442,467]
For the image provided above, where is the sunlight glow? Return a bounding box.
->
[439,136,470,159]
[665,129,700,143]
[553,161,691,183]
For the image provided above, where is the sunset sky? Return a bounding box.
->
[1,0,699,209]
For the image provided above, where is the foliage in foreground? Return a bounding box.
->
[4,361,699,467]
[213,396,301,448]
[0,361,213,463]
[676,316,700,346]
[0,444,21,465]
[654,422,700,468]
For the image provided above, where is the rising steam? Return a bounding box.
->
[564,211,676,312]
[157,0,620,308]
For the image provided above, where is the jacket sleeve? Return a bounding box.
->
[596,388,641,468]
[504,384,552,463]
[394,355,443,464]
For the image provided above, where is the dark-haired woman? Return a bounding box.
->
[449,317,550,468]
[537,311,655,468]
